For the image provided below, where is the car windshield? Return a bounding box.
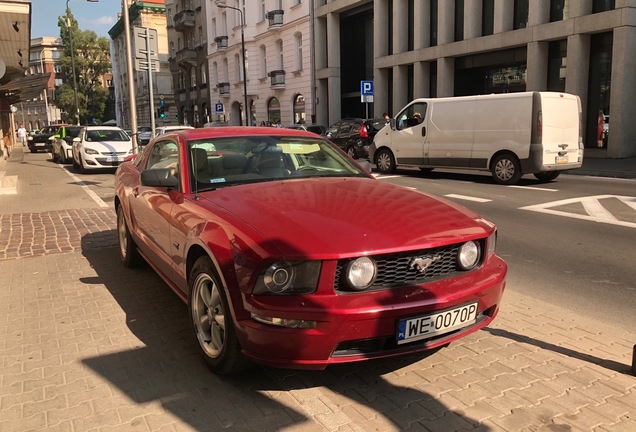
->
[66,127,83,138]
[188,135,369,192]
[86,129,129,142]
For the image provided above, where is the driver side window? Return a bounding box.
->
[147,141,180,175]
[397,102,428,130]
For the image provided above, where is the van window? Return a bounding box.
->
[397,102,428,130]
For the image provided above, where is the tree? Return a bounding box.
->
[56,10,112,124]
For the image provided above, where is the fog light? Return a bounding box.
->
[251,313,316,329]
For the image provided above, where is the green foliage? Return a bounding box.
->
[55,9,112,124]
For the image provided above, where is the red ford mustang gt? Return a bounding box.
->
[114,126,507,374]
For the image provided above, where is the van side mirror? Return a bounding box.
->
[389,118,396,130]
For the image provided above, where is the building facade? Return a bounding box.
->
[109,0,176,129]
[166,0,211,127]
[315,0,634,159]
[18,37,64,130]
[205,0,314,126]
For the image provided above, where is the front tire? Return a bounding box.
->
[117,205,142,267]
[491,154,522,185]
[375,148,396,174]
[188,256,250,375]
[534,171,561,182]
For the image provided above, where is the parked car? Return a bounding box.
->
[138,126,153,146]
[325,118,380,159]
[28,124,67,153]
[51,125,83,164]
[114,126,507,375]
[72,126,133,172]
[156,125,194,136]
[203,121,230,127]
[285,123,327,136]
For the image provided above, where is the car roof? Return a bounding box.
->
[178,126,324,140]
[159,125,194,130]
[84,125,123,130]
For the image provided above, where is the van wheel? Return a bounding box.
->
[491,154,522,185]
[375,149,396,174]
[534,171,560,182]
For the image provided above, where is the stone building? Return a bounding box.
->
[314,0,634,159]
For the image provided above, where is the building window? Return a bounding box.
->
[430,0,438,47]
[259,0,266,21]
[586,32,612,148]
[550,0,568,22]
[191,68,197,89]
[455,0,464,42]
[52,51,60,59]
[592,0,615,13]
[277,39,284,70]
[513,0,529,29]
[260,45,267,78]
[294,33,303,71]
[482,0,494,36]
[293,94,305,124]
[235,53,242,82]
[547,40,567,92]
[200,64,207,84]
[267,97,281,124]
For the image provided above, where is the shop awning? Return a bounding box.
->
[0,72,50,104]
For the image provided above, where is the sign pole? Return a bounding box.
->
[145,28,156,140]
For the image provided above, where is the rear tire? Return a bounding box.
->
[534,171,560,182]
[375,148,396,174]
[188,256,250,375]
[491,154,522,185]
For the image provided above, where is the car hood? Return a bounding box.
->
[198,177,493,258]
[87,141,133,152]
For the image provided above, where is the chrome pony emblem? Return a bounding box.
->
[558,144,569,150]
[409,255,441,273]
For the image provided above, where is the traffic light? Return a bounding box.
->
[159,106,165,118]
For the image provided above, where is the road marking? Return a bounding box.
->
[508,185,558,192]
[520,195,636,228]
[444,194,492,203]
[373,174,402,179]
[58,165,109,208]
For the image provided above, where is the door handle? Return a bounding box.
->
[421,127,427,137]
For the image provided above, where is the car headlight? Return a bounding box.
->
[253,261,321,295]
[84,148,99,155]
[345,257,377,291]
[457,241,480,270]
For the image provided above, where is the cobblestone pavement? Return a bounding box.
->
[1,228,635,431]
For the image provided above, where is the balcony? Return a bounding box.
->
[174,9,195,32]
[214,35,228,50]
[268,70,286,88]
[217,82,230,96]
[266,10,284,28]
[176,48,197,68]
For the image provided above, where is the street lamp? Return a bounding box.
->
[216,1,250,126]
[65,0,99,126]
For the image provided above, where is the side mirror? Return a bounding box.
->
[140,168,178,188]
[73,137,81,143]
[389,118,396,130]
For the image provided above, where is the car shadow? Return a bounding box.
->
[79,231,488,431]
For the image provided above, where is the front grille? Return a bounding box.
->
[335,241,484,292]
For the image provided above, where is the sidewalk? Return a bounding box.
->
[567,155,636,179]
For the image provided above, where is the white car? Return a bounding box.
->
[155,125,194,136]
[72,126,133,172]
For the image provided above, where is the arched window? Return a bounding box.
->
[293,94,305,124]
[267,97,281,125]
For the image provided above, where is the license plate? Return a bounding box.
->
[104,156,122,162]
[556,156,569,164]
[396,303,478,344]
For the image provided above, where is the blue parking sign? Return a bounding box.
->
[215,103,224,113]
[361,80,374,95]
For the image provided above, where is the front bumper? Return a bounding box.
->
[235,255,507,369]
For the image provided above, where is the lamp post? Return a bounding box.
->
[216,1,250,126]
[65,0,99,126]
[40,50,50,126]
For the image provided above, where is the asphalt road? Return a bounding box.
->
[369,166,636,332]
[9,151,636,332]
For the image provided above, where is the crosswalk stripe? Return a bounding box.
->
[508,185,558,192]
[444,194,492,203]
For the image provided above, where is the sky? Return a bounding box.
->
[30,0,118,39]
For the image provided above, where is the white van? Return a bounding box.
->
[370,92,584,184]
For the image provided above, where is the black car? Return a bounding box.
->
[285,123,327,136]
[28,124,67,153]
[325,118,386,159]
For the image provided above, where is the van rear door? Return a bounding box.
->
[536,92,582,170]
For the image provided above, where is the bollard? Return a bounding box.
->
[633,345,636,375]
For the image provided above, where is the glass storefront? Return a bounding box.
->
[586,32,612,149]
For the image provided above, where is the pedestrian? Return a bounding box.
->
[597,110,604,148]
[2,130,12,159]
[17,124,27,147]
[383,112,391,123]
